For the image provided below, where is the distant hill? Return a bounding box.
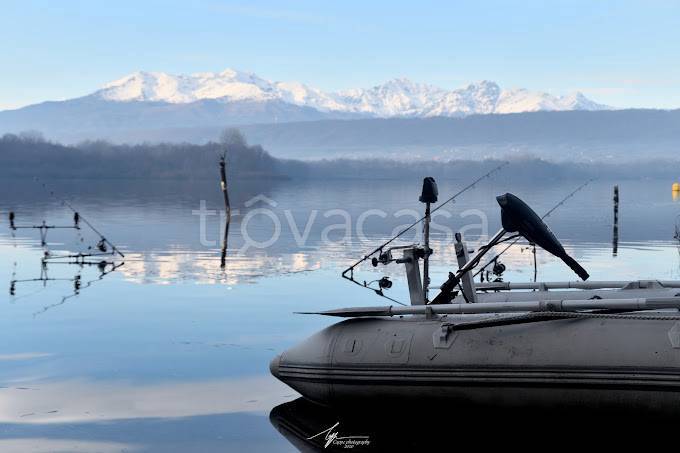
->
[237,109,680,146]
[1,96,677,161]
[236,109,680,160]
[0,68,610,145]
[0,96,357,140]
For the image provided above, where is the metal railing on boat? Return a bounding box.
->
[475,280,680,291]
[303,296,680,317]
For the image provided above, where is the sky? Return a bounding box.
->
[1,0,679,110]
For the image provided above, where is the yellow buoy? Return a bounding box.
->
[673,182,680,200]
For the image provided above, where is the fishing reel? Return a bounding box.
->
[364,275,394,297]
[480,259,506,283]
[378,276,392,290]
[371,276,393,296]
[85,238,109,254]
[371,250,393,267]
[371,246,426,268]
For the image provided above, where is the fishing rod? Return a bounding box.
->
[33,178,125,258]
[341,162,509,303]
[474,178,595,280]
[7,179,125,300]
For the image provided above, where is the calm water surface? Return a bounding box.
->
[1,177,679,451]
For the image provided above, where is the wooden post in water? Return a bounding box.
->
[219,153,231,268]
[612,185,619,256]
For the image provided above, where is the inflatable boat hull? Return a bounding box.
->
[271,315,680,411]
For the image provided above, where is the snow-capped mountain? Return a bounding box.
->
[0,68,613,144]
[95,69,609,117]
[97,69,347,112]
[333,78,449,116]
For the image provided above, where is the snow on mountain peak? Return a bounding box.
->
[99,69,277,103]
[95,70,609,116]
[334,78,446,116]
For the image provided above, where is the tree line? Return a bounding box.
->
[1,130,676,181]
[0,131,285,179]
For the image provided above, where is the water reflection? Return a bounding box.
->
[32,261,125,317]
[0,413,288,453]
[6,245,125,315]
[220,216,230,269]
[2,177,680,451]
[0,438,140,453]
[4,178,680,285]
[270,397,679,451]
[0,375,293,424]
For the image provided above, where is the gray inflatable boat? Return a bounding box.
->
[271,180,680,412]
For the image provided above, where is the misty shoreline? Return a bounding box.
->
[1,133,679,181]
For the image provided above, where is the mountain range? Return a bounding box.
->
[0,69,612,143]
[96,69,608,116]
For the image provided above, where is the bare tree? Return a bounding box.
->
[18,130,45,143]
[219,128,247,148]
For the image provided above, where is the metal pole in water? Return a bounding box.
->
[423,201,431,301]
[219,153,231,268]
[419,177,438,302]
[613,185,619,256]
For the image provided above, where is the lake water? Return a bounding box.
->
[1,176,680,451]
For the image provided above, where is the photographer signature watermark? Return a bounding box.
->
[307,422,371,449]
